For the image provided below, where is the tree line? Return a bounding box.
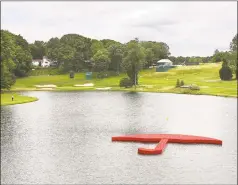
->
[1,29,237,89]
[1,30,32,89]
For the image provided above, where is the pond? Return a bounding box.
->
[1,91,237,184]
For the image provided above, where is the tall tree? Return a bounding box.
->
[108,43,124,73]
[46,37,60,63]
[92,49,110,78]
[91,39,105,56]
[1,30,32,88]
[144,48,154,68]
[30,41,47,59]
[1,30,16,89]
[230,34,237,52]
[57,44,76,72]
[229,34,237,79]
[121,39,145,85]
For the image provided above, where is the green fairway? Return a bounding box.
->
[10,63,237,97]
[1,93,38,106]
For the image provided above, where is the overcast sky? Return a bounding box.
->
[1,1,237,57]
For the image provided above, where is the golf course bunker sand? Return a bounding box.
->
[140,85,154,88]
[200,86,209,89]
[39,88,54,90]
[74,83,94,87]
[95,87,112,90]
[205,79,221,82]
[35,84,57,88]
[160,86,174,90]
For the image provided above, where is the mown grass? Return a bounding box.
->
[1,93,38,106]
[10,63,237,97]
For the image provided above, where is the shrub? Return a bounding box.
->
[119,78,133,88]
[176,79,180,87]
[219,60,233,80]
[97,72,106,79]
[180,80,185,86]
[69,70,75,78]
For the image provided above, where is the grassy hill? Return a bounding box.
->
[10,63,237,97]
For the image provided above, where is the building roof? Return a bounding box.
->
[157,59,173,63]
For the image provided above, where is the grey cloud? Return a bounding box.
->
[1,1,237,56]
[132,18,179,30]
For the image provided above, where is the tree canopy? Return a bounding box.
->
[1,30,32,89]
[1,29,237,89]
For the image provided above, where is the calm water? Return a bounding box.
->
[1,91,237,184]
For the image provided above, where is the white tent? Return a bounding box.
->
[157,59,173,66]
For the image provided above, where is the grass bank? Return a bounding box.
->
[1,93,38,106]
[9,63,237,98]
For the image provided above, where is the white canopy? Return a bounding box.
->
[157,59,173,64]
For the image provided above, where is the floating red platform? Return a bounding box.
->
[112,134,222,155]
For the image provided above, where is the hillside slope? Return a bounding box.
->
[11,63,237,97]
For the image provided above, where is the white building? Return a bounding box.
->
[32,59,42,66]
[41,56,51,67]
[32,56,57,68]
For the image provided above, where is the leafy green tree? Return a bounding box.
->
[108,43,124,73]
[91,39,105,56]
[101,39,121,49]
[144,48,154,68]
[1,64,16,90]
[46,37,60,64]
[121,39,145,85]
[1,30,16,89]
[229,34,237,79]
[30,41,47,59]
[46,34,92,72]
[152,42,170,61]
[1,30,32,89]
[212,51,230,63]
[229,51,237,79]
[214,49,220,55]
[92,49,110,78]
[57,44,76,72]
[230,34,237,52]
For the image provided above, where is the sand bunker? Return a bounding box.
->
[35,84,57,88]
[140,85,154,88]
[205,79,221,82]
[200,86,209,89]
[74,83,94,87]
[39,88,53,90]
[160,86,174,90]
[95,87,112,90]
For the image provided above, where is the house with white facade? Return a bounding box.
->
[32,56,57,68]
[32,59,42,67]
[41,56,50,67]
